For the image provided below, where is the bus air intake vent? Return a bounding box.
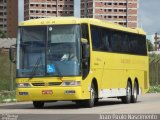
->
[32,83,45,86]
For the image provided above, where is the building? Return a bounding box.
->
[7,0,18,38]
[147,33,160,51]
[24,0,74,20]
[0,0,138,38]
[0,0,7,33]
[0,0,18,38]
[81,0,138,28]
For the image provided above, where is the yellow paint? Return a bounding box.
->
[16,17,149,102]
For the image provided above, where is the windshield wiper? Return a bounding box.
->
[29,56,42,79]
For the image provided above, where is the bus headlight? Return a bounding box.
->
[17,83,31,88]
[61,81,81,86]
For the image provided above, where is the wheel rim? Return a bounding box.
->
[127,84,131,100]
[90,87,95,104]
[133,84,137,99]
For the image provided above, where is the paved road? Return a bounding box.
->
[0,93,160,120]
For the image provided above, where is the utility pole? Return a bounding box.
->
[126,0,128,27]
[84,0,87,18]
[74,0,80,17]
[56,0,58,17]
[18,0,24,22]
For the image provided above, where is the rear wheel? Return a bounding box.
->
[131,82,138,103]
[33,101,44,109]
[121,81,132,104]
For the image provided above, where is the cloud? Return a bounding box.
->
[139,0,160,34]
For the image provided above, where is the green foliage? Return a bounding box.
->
[0,29,6,38]
[148,85,160,93]
[149,53,160,59]
[149,54,160,86]
[0,91,16,103]
[147,39,154,51]
[0,51,16,91]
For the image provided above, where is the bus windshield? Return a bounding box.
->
[16,25,81,78]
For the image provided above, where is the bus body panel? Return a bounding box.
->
[16,17,149,103]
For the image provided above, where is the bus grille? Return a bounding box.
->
[31,82,62,86]
[49,82,62,86]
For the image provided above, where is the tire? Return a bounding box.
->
[33,101,44,109]
[121,81,132,104]
[131,82,138,103]
[85,83,96,108]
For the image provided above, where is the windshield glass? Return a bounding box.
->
[16,25,80,78]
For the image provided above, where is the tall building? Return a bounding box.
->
[0,0,18,38]
[0,0,7,33]
[24,0,74,20]
[24,0,138,28]
[81,0,138,28]
[7,0,18,38]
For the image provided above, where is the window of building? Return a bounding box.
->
[108,9,112,12]
[108,2,112,5]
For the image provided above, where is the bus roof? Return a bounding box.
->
[19,17,146,35]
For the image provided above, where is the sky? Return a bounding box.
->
[139,0,160,35]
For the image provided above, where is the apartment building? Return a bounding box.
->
[24,0,74,20]
[0,0,7,33]
[0,0,18,38]
[81,0,138,28]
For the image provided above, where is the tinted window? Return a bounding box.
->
[91,26,102,50]
[90,25,147,56]
[81,24,89,40]
[101,29,112,51]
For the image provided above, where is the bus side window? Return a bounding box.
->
[90,25,102,51]
[110,31,122,53]
[102,29,112,51]
[81,24,89,40]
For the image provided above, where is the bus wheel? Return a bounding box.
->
[85,83,95,108]
[131,82,138,103]
[33,101,44,109]
[121,81,132,104]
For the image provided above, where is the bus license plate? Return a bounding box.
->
[42,90,53,95]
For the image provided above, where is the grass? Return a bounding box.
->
[0,91,16,103]
[148,85,160,93]
[0,50,16,91]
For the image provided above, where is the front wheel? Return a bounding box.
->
[121,81,132,104]
[85,83,96,108]
[33,101,44,109]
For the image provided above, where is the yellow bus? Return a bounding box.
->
[10,17,149,108]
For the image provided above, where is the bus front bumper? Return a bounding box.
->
[16,86,84,102]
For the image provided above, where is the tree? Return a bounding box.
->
[0,29,6,38]
[147,39,154,51]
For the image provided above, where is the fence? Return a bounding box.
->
[149,58,160,85]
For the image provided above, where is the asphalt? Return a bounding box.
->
[0,93,160,120]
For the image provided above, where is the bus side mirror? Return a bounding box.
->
[81,38,90,59]
[9,46,16,63]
